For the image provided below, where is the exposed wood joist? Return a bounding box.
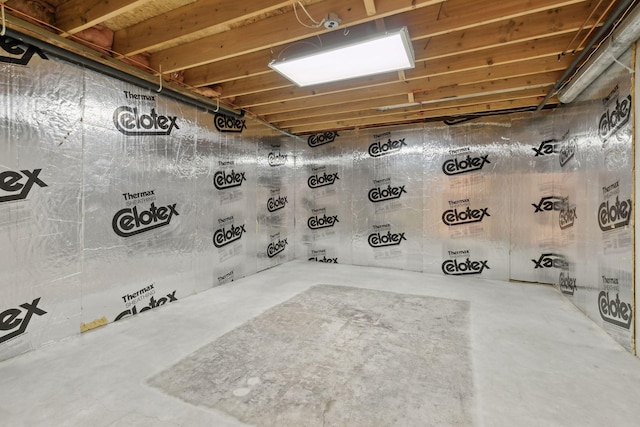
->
[285,96,559,134]
[262,55,574,123]
[234,32,581,109]
[4,0,626,133]
[149,0,444,73]
[56,0,153,34]
[183,0,596,88]
[364,0,377,16]
[273,87,552,129]
[217,2,601,99]
[112,0,294,56]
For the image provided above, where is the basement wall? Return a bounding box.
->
[295,49,635,351]
[0,38,295,362]
[0,35,635,360]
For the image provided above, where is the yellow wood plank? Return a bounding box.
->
[364,0,377,16]
[184,50,274,86]
[246,71,560,125]
[186,0,595,89]
[259,55,572,120]
[384,0,586,40]
[276,79,555,128]
[216,3,596,99]
[248,51,572,117]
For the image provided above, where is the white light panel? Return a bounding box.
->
[269,27,415,87]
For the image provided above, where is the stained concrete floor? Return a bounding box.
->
[2,260,640,426]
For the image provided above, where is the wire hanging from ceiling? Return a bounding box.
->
[292,1,326,29]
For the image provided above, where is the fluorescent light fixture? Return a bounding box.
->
[269,27,414,87]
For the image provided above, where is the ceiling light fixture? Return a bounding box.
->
[269,27,415,87]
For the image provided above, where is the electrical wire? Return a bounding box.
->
[443,106,544,126]
[293,1,325,29]
[559,0,606,58]
[276,40,321,59]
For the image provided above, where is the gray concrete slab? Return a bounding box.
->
[149,285,473,426]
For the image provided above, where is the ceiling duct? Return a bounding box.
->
[557,2,640,104]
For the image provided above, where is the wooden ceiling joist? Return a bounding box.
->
[4,0,625,133]
[217,3,600,99]
[56,0,153,34]
[149,0,443,73]
[112,0,294,56]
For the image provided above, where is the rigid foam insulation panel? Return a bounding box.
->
[293,48,633,351]
[509,111,562,285]
[497,49,633,351]
[549,49,634,351]
[351,127,424,272]
[297,120,513,280]
[0,49,82,360]
[81,71,201,325]
[0,35,294,361]
[424,119,511,280]
[295,131,353,265]
[256,135,295,271]
[0,32,635,359]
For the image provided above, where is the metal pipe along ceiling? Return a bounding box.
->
[2,27,243,118]
[537,0,638,110]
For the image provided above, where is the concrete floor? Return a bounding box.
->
[1,260,640,426]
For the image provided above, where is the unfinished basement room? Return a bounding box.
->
[2,0,640,426]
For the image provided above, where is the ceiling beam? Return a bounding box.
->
[246,42,574,117]
[184,0,594,89]
[364,0,377,16]
[245,71,561,127]
[112,0,294,56]
[384,0,586,40]
[217,2,599,98]
[274,87,551,129]
[264,55,573,122]
[56,0,153,34]
[234,32,578,108]
[149,0,444,73]
[283,96,559,134]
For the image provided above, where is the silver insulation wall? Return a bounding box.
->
[256,135,295,271]
[294,131,353,265]
[0,45,82,359]
[424,120,512,280]
[0,36,635,359]
[296,122,512,280]
[553,50,634,351]
[509,50,634,350]
[0,36,294,361]
[294,51,634,351]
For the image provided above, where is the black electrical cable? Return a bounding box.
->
[442,105,549,126]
